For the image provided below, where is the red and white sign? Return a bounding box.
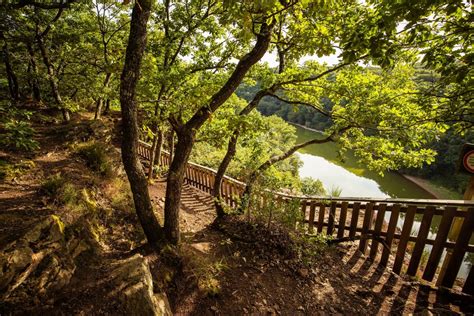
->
[463,150,474,174]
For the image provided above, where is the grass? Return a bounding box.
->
[40,173,78,206]
[76,142,113,177]
[0,159,35,181]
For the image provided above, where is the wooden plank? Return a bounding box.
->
[422,206,457,282]
[300,199,308,218]
[317,202,326,233]
[197,169,204,191]
[349,202,361,239]
[229,183,236,207]
[327,201,337,235]
[221,181,228,205]
[380,204,401,267]
[189,166,195,186]
[308,201,316,233]
[370,203,387,259]
[463,264,474,295]
[337,202,348,239]
[439,208,474,288]
[406,206,435,276]
[359,203,374,253]
[393,204,417,274]
[205,171,211,193]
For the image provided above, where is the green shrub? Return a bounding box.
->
[0,120,39,151]
[76,142,113,177]
[0,159,35,180]
[300,177,326,196]
[40,173,78,205]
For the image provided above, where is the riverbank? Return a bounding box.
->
[400,174,463,200]
[289,122,324,134]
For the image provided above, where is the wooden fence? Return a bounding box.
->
[138,140,474,295]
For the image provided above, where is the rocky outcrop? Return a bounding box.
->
[0,215,92,305]
[109,254,172,316]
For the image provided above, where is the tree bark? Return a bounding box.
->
[120,0,164,244]
[34,8,70,121]
[163,22,274,244]
[26,43,41,102]
[213,88,273,217]
[95,72,112,120]
[148,128,163,180]
[168,130,174,162]
[37,36,70,121]
[103,99,110,115]
[1,33,19,101]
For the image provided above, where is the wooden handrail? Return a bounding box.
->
[138,139,474,295]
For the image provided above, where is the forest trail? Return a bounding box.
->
[147,180,474,315]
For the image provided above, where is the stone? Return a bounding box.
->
[109,254,172,316]
[0,216,76,300]
[298,268,309,278]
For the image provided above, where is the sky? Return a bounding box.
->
[261,50,341,67]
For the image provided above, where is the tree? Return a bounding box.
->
[241,64,447,210]
[120,0,164,244]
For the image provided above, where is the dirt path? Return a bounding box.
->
[148,181,474,315]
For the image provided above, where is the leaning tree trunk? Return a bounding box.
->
[37,36,70,122]
[168,130,174,162]
[212,89,273,217]
[164,128,194,244]
[1,34,19,101]
[119,0,164,244]
[26,43,41,102]
[213,130,240,217]
[148,128,163,180]
[163,22,273,244]
[95,72,112,120]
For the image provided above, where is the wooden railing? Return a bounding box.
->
[138,140,474,295]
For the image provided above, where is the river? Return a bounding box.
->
[295,125,472,278]
[295,126,432,199]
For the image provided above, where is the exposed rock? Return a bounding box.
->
[109,254,172,316]
[0,215,94,305]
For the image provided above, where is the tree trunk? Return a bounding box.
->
[213,130,240,217]
[212,88,273,217]
[2,34,19,101]
[37,35,70,122]
[164,128,194,244]
[95,72,112,120]
[119,0,164,244]
[148,127,163,180]
[155,130,164,167]
[168,130,174,162]
[26,43,41,102]
[103,99,111,115]
[163,22,273,244]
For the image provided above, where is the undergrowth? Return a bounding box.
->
[0,159,35,180]
[76,142,113,177]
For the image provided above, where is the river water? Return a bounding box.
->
[295,126,432,199]
[294,125,472,278]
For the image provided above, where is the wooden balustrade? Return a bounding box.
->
[138,140,474,295]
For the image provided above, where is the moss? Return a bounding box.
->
[51,215,66,234]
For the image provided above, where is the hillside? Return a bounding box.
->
[1,110,473,315]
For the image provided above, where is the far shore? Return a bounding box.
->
[397,174,440,199]
[289,122,324,134]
